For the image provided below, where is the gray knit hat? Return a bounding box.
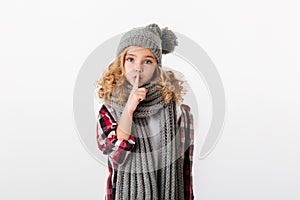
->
[116,23,178,66]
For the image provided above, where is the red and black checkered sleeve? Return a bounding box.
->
[96,104,136,166]
[181,104,195,200]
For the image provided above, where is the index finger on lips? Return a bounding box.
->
[133,73,139,90]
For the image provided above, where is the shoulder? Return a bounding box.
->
[176,103,192,120]
[98,103,118,123]
[178,103,193,124]
[99,103,114,114]
[180,104,191,112]
[178,103,192,115]
[98,103,108,115]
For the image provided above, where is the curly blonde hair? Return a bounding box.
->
[96,46,187,105]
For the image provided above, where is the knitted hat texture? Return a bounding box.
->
[116,23,178,66]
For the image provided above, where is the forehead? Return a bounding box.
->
[126,46,155,57]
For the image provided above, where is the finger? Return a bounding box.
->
[135,93,147,100]
[133,73,139,90]
[136,88,148,92]
[138,95,146,101]
[136,90,148,95]
[135,93,146,101]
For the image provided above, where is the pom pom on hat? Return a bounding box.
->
[145,24,178,54]
[161,27,178,54]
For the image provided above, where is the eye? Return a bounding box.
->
[145,60,153,64]
[126,57,134,62]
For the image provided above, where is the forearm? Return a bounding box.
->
[116,105,133,140]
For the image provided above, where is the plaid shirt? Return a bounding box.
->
[96,103,194,200]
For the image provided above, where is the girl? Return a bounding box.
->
[96,23,194,200]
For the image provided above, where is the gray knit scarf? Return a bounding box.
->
[110,80,185,200]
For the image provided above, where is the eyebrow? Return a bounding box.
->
[126,53,155,60]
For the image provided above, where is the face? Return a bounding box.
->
[124,46,158,87]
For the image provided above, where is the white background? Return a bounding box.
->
[0,0,298,199]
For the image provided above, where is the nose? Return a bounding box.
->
[135,65,143,73]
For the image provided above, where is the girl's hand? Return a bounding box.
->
[125,73,148,114]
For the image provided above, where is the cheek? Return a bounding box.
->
[148,68,156,76]
[143,68,156,81]
[123,64,135,80]
[124,64,133,74]
[123,66,127,75]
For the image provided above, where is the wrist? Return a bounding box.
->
[124,104,134,117]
